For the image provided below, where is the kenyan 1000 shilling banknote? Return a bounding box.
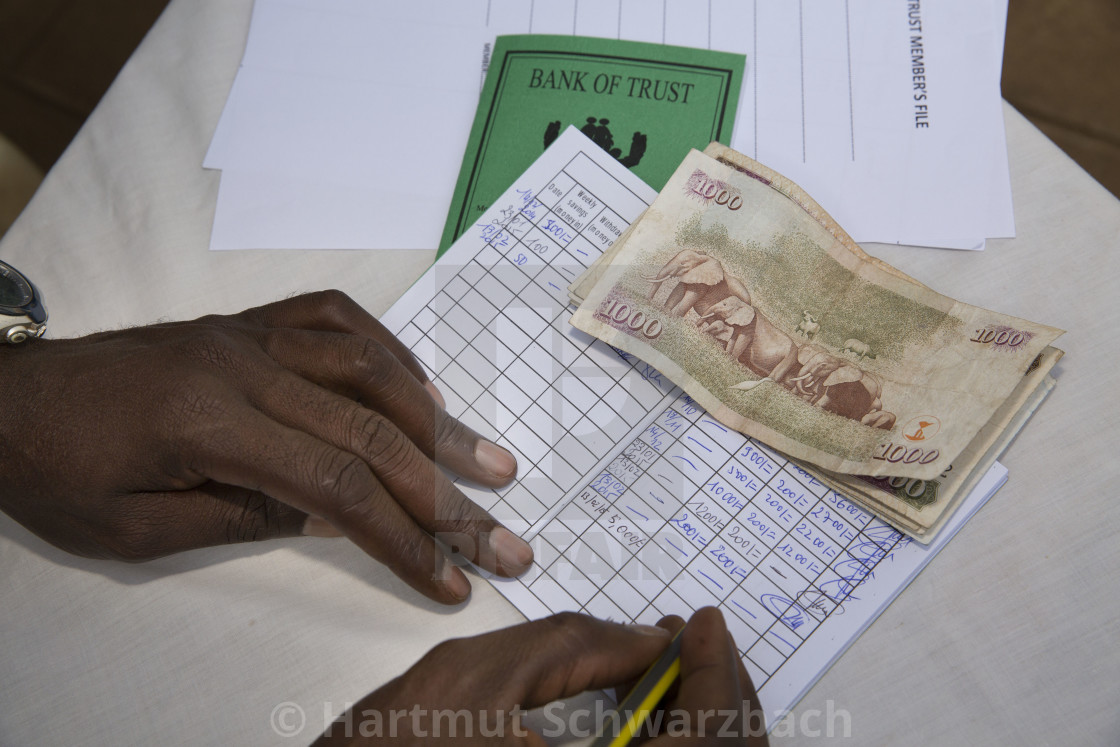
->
[570,145,1063,480]
[810,346,1060,541]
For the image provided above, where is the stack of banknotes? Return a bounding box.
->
[569,143,1063,543]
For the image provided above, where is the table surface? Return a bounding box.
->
[1,1,1118,744]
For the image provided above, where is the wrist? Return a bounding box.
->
[0,259,47,343]
[0,339,46,514]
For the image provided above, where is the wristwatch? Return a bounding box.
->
[0,259,47,343]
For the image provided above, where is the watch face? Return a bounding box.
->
[0,261,33,311]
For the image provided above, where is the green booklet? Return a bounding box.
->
[438,34,745,253]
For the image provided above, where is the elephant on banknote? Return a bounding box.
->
[643,248,753,318]
[696,295,801,386]
[786,345,896,429]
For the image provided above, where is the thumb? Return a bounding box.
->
[499,613,674,708]
[399,613,673,713]
[314,615,673,746]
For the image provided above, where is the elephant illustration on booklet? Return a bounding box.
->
[570,144,1064,481]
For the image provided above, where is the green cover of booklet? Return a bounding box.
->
[438,34,745,254]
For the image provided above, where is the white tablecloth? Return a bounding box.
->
[1,1,1118,744]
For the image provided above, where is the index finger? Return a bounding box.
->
[257,328,516,488]
[237,290,442,403]
[670,607,765,741]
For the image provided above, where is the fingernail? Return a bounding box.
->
[628,624,671,637]
[302,515,344,538]
[425,381,446,409]
[475,440,516,479]
[440,559,471,601]
[490,526,533,573]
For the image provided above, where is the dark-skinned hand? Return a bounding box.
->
[315,607,769,745]
[639,608,769,744]
[0,289,532,603]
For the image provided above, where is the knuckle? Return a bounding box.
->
[174,326,246,371]
[225,491,286,543]
[536,612,596,659]
[350,411,418,480]
[345,337,429,420]
[349,338,408,395]
[545,611,594,635]
[315,451,375,519]
[350,409,390,454]
[192,311,237,329]
[431,411,473,458]
[521,613,603,699]
[310,288,359,321]
[478,615,595,703]
[431,487,482,533]
[351,337,390,374]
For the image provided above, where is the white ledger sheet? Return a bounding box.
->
[207,0,1011,251]
[378,127,1007,724]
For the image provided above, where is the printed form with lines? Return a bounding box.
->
[380,127,1006,720]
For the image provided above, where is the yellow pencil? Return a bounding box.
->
[590,628,684,747]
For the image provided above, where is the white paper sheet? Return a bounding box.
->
[730,0,1013,249]
[206,0,1012,251]
[378,127,1007,726]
